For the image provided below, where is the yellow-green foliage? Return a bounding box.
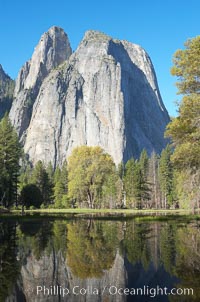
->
[166,36,200,209]
[175,169,200,210]
[67,146,116,208]
[166,94,200,170]
[66,221,115,278]
[171,36,200,95]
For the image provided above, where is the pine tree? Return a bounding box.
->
[0,114,21,207]
[31,161,52,206]
[139,150,151,208]
[46,162,54,203]
[124,158,136,207]
[116,162,124,207]
[133,161,150,209]
[148,152,161,208]
[53,166,62,204]
[18,154,33,192]
[53,160,69,208]
[101,170,120,209]
[139,149,149,179]
[158,145,175,208]
[46,162,54,185]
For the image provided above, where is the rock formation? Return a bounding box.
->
[0,64,14,119]
[9,26,72,139]
[9,27,169,166]
[6,250,126,302]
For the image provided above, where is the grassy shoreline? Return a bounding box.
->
[1,207,200,216]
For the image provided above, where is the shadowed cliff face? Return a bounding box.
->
[0,64,14,119]
[107,40,169,161]
[9,28,169,166]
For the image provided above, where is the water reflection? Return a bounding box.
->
[67,220,117,278]
[0,217,200,301]
[0,221,21,302]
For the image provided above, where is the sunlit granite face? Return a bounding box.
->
[9,27,169,167]
[9,26,72,138]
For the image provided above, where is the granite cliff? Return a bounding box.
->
[8,27,169,166]
[0,64,14,119]
[5,250,126,302]
[9,26,72,139]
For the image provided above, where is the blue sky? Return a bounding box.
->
[1,0,199,116]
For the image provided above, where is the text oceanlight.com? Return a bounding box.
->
[36,285,193,298]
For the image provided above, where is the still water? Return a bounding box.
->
[0,216,200,302]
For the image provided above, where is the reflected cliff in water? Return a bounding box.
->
[0,217,200,301]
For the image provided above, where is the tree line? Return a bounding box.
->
[0,118,176,210]
[0,35,200,210]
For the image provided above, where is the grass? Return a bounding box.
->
[1,208,200,222]
[7,207,200,216]
[15,207,200,213]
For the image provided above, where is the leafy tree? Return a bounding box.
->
[0,114,21,207]
[166,94,200,170]
[20,184,43,209]
[166,36,200,170]
[170,36,200,95]
[166,36,200,208]
[67,146,116,208]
